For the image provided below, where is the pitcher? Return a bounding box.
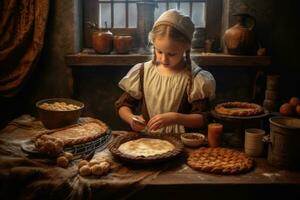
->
[224,13,258,55]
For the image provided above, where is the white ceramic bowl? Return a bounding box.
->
[181,133,205,148]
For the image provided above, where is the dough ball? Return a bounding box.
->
[89,160,100,167]
[79,165,91,176]
[57,156,69,168]
[78,160,89,169]
[91,164,104,176]
[99,161,110,174]
[62,152,74,161]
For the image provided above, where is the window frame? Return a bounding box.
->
[82,0,222,51]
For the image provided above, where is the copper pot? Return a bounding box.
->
[92,30,114,54]
[114,35,133,54]
[224,13,258,55]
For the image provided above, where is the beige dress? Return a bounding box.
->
[119,60,216,133]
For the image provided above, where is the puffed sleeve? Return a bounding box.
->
[118,63,143,100]
[188,66,216,103]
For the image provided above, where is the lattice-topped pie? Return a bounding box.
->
[187,147,254,175]
[215,101,264,116]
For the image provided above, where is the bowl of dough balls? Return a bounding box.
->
[36,98,84,129]
[181,133,206,148]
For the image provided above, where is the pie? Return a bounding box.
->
[118,138,175,157]
[187,147,254,175]
[34,119,108,147]
[215,101,264,116]
[109,133,183,164]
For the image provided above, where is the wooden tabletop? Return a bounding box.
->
[131,153,300,200]
[110,132,300,200]
[149,157,300,185]
[0,118,299,200]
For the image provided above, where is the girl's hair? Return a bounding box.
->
[148,25,192,67]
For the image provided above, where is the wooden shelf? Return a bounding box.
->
[65,51,271,68]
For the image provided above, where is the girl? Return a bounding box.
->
[115,9,216,133]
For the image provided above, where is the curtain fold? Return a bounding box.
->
[0,0,49,97]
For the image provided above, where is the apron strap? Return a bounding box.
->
[139,63,150,121]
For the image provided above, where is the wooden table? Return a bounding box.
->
[129,154,300,200]
[0,117,299,200]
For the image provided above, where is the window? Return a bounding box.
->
[96,0,205,29]
[83,0,222,51]
[98,0,137,28]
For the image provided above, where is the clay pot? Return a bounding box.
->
[92,30,114,54]
[114,35,133,54]
[224,13,258,55]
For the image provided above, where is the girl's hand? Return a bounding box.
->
[147,112,177,131]
[130,115,146,132]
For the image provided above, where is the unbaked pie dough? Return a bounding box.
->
[118,138,175,157]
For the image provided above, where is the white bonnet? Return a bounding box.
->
[152,9,195,41]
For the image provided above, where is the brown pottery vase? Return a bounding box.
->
[92,30,114,54]
[224,13,258,55]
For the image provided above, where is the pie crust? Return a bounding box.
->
[108,133,183,164]
[187,147,254,175]
[118,138,175,157]
[34,119,108,146]
[215,101,264,116]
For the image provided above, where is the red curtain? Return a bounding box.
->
[0,0,49,97]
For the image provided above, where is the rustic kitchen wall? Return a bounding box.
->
[31,0,80,100]
[223,0,299,101]
[219,0,273,104]
[0,0,80,128]
[222,0,273,50]
[1,0,299,129]
[271,0,300,101]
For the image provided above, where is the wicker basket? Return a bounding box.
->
[64,129,112,160]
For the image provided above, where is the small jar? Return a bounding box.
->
[204,39,213,53]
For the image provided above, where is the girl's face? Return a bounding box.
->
[153,36,190,69]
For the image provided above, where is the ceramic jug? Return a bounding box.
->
[224,13,258,55]
[92,30,113,54]
[87,21,114,54]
